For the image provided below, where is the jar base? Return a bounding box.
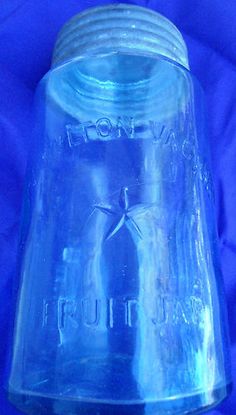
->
[8,383,232,415]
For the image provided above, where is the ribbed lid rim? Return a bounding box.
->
[52,4,189,70]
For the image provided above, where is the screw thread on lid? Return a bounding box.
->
[52,4,189,70]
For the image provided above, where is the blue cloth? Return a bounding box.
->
[0,1,235,414]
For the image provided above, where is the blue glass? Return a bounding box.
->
[7,4,232,415]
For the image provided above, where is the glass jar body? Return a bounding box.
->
[8,51,231,415]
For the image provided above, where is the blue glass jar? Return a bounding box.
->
[7,4,232,415]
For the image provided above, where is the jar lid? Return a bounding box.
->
[52,3,189,70]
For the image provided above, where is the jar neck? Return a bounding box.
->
[52,3,189,70]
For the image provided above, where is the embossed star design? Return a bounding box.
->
[94,186,158,242]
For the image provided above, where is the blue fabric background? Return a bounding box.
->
[0,1,235,414]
